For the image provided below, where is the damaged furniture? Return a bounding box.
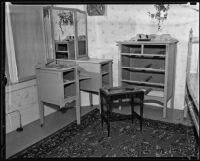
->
[36,60,81,126]
[117,37,178,118]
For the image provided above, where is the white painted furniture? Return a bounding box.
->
[77,58,113,108]
[42,6,113,112]
[117,39,178,118]
[36,60,81,126]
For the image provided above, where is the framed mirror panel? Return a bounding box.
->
[76,11,87,58]
[43,6,88,62]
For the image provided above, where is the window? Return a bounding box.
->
[6,3,47,83]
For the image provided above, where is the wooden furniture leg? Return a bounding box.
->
[89,93,93,107]
[163,98,167,118]
[39,101,44,127]
[100,92,104,128]
[99,92,102,114]
[107,100,111,137]
[140,97,144,132]
[76,90,81,125]
[131,98,135,123]
[76,69,81,125]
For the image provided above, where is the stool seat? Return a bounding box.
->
[99,86,145,137]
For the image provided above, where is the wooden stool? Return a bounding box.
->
[99,86,145,137]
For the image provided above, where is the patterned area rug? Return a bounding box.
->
[9,109,198,158]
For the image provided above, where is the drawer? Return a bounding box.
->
[64,83,76,99]
[63,69,75,81]
[143,45,166,55]
[55,43,68,51]
[121,81,164,91]
[130,71,164,84]
[121,45,141,53]
[102,74,110,88]
[101,62,110,72]
[122,56,165,70]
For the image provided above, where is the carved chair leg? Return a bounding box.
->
[140,98,144,132]
[131,98,135,123]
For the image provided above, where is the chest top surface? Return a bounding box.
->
[117,39,178,45]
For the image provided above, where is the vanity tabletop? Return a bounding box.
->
[76,58,113,64]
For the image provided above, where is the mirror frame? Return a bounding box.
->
[75,9,88,59]
[43,6,88,63]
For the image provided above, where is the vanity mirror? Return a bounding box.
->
[43,6,88,62]
[41,6,113,113]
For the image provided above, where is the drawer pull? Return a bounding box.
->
[145,76,153,82]
[140,83,145,86]
[144,64,152,68]
[144,88,152,95]
[135,55,141,58]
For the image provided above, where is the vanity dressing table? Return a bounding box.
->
[36,6,113,126]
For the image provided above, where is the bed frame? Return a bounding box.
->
[184,28,199,137]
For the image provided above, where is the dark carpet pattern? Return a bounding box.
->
[9,109,198,158]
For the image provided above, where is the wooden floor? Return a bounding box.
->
[6,104,192,159]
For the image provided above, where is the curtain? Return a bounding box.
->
[5,2,18,83]
[8,4,46,82]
